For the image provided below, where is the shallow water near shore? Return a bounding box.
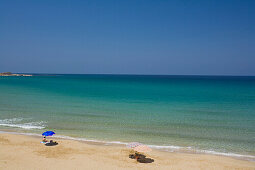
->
[0,74,255,159]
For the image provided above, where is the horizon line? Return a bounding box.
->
[7,72,255,77]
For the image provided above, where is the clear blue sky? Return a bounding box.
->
[0,0,254,75]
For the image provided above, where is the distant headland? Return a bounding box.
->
[0,72,32,76]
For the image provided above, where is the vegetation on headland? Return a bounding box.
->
[0,72,32,76]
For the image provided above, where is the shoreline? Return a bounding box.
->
[1,130,255,162]
[1,132,255,170]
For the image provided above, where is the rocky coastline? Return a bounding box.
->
[0,72,32,76]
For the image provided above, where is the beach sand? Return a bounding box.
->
[0,133,254,170]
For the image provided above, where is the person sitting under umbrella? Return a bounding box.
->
[42,136,48,143]
[41,131,57,145]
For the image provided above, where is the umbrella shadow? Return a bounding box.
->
[129,153,154,163]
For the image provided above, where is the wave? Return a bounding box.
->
[0,118,45,129]
[0,130,254,161]
[147,145,255,161]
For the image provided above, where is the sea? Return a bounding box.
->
[0,74,254,160]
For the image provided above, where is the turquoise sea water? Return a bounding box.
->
[0,75,255,159]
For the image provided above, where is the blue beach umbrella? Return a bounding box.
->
[42,131,55,136]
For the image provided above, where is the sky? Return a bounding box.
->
[0,0,254,75]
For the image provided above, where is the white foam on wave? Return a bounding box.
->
[0,118,24,123]
[53,135,129,145]
[147,145,255,160]
[0,118,45,129]
[148,144,191,150]
[196,150,255,159]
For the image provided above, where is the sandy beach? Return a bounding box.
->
[0,133,254,170]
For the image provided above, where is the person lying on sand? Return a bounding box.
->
[45,140,58,146]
